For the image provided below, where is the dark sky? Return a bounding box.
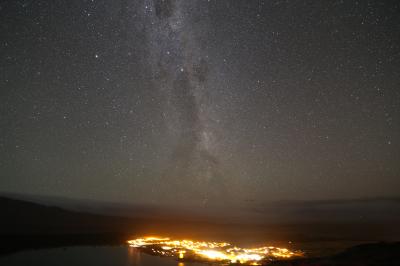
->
[0,0,399,206]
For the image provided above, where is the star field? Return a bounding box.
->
[0,0,399,206]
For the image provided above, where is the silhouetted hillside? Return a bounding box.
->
[0,196,140,235]
[268,242,400,266]
[0,196,144,255]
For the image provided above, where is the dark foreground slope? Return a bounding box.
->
[268,242,400,266]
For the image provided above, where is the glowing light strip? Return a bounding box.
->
[127,236,303,265]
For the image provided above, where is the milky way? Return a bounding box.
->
[143,0,226,204]
[0,0,399,206]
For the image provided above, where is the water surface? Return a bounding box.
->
[0,246,206,266]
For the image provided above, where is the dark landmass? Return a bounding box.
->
[0,195,399,266]
[0,195,147,235]
[268,242,400,266]
[0,196,137,255]
[132,241,400,266]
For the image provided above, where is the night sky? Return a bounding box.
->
[1,0,399,206]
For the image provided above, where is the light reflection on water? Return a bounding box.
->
[0,246,205,266]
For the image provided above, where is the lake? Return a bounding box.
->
[0,246,206,266]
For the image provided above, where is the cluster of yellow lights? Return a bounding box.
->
[127,236,303,265]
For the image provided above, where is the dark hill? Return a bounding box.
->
[0,196,139,235]
[0,196,142,255]
[268,242,400,266]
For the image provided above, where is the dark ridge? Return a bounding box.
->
[0,196,139,255]
[268,242,400,266]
